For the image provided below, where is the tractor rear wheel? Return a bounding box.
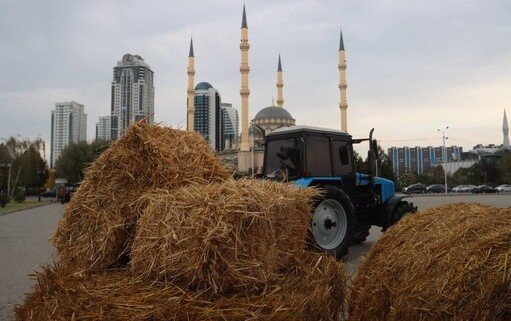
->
[310,186,354,258]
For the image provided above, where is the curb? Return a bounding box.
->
[0,202,55,217]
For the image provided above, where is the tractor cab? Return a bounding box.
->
[262,125,415,257]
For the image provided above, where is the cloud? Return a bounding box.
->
[0,0,510,155]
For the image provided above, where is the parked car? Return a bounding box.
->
[460,185,477,193]
[452,185,465,193]
[472,185,498,194]
[39,189,56,198]
[403,183,428,194]
[496,184,511,192]
[426,184,447,193]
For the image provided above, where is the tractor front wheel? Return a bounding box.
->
[310,186,355,258]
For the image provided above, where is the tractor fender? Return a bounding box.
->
[375,195,409,228]
[293,177,344,189]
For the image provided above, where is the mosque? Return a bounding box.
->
[186,5,349,173]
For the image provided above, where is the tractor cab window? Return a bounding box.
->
[264,138,302,180]
[332,140,353,176]
[306,135,333,176]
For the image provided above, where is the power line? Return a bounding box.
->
[378,137,441,143]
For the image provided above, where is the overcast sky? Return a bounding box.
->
[1,0,510,154]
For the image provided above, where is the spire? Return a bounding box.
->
[272,97,275,105]
[241,4,248,28]
[504,109,510,148]
[278,54,282,72]
[188,37,194,57]
[339,29,345,51]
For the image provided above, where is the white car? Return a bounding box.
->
[460,185,476,193]
[452,185,465,193]
[496,184,511,192]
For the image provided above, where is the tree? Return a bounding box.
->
[0,136,47,194]
[375,145,396,182]
[55,140,110,183]
[352,150,366,173]
[497,150,511,184]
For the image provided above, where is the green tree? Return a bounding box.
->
[498,151,511,184]
[375,145,396,182]
[352,150,366,173]
[55,140,110,183]
[0,137,47,194]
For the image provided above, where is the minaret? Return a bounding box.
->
[276,54,284,107]
[186,38,196,132]
[338,29,348,132]
[239,4,250,151]
[503,110,510,148]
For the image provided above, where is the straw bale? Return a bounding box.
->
[130,179,319,294]
[15,252,347,321]
[52,121,230,271]
[349,203,511,321]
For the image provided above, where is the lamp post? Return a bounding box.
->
[437,126,449,194]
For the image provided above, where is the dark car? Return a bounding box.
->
[472,185,497,194]
[403,183,427,194]
[426,184,447,193]
[39,189,56,198]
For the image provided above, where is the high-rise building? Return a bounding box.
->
[96,116,112,141]
[194,82,224,151]
[221,103,239,148]
[111,54,154,139]
[50,101,87,168]
[388,146,463,175]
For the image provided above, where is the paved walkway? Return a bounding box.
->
[0,203,63,320]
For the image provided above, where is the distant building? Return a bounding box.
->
[221,103,239,149]
[194,82,224,151]
[50,101,87,168]
[95,116,112,141]
[388,146,463,175]
[111,54,154,139]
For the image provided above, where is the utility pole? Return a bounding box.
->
[438,126,449,194]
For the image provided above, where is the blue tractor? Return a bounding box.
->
[261,125,416,257]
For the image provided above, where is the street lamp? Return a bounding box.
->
[437,126,449,194]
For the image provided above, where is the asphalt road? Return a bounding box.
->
[0,203,62,320]
[1,194,510,319]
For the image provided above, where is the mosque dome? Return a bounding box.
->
[252,105,295,131]
[195,82,213,90]
[254,106,293,121]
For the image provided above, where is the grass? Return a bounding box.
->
[0,200,51,215]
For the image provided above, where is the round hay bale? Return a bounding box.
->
[52,121,231,271]
[130,179,318,294]
[14,252,347,321]
[349,203,511,321]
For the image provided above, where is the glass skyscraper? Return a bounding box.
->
[111,54,154,139]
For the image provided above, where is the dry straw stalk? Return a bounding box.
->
[15,252,346,321]
[130,179,319,294]
[349,203,511,321]
[52,121,231,271]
